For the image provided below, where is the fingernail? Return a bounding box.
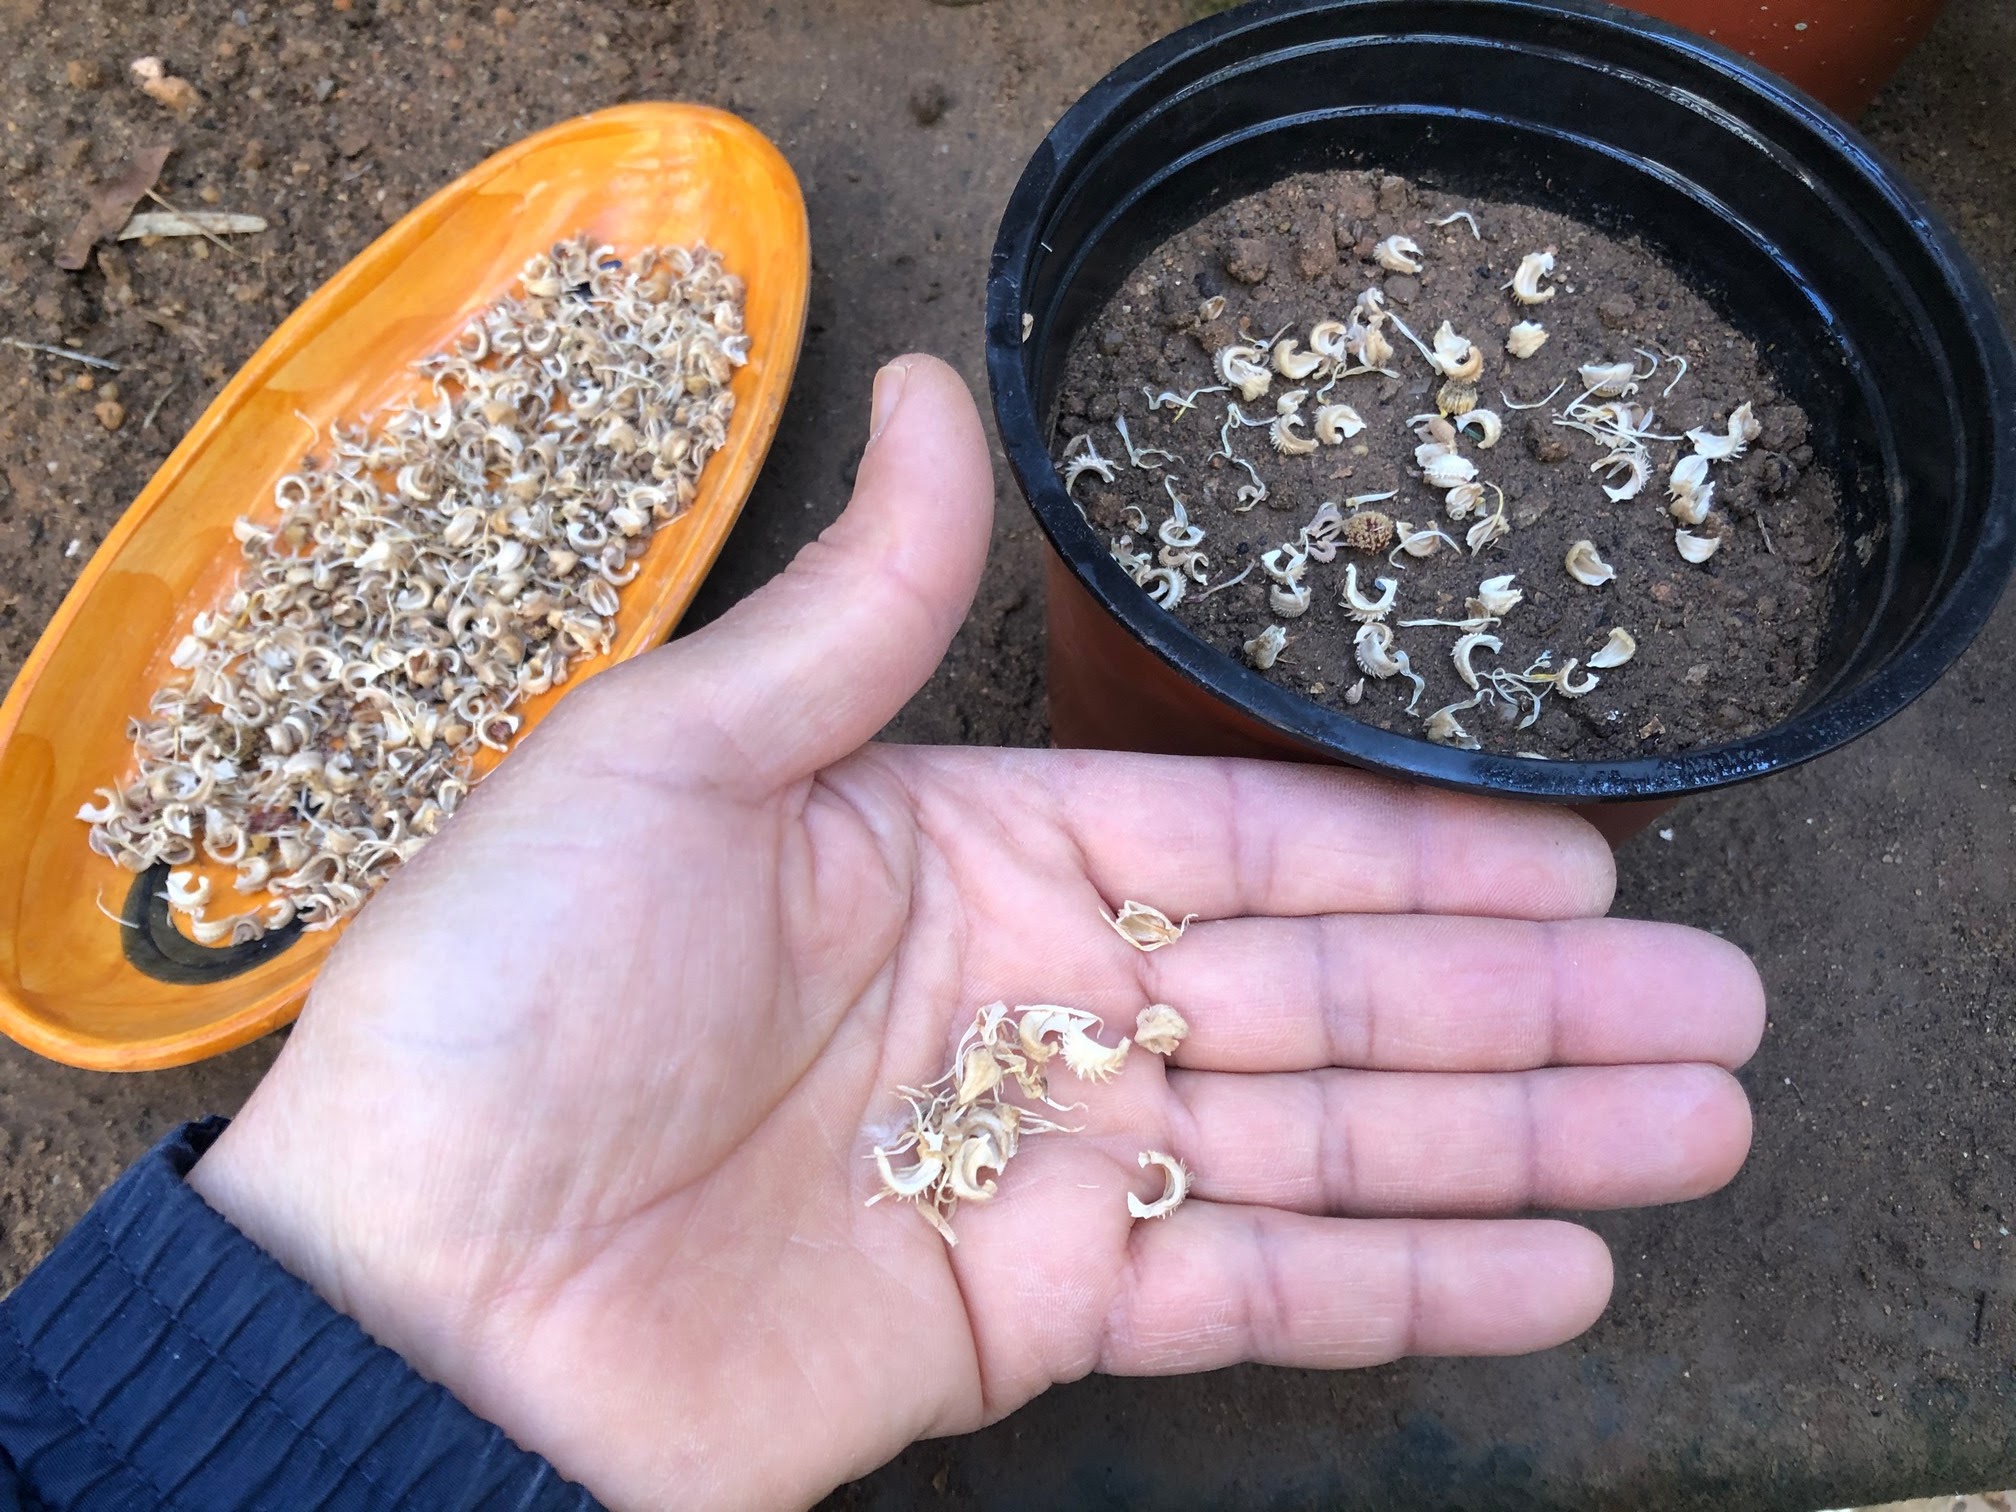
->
[869,359,910,444]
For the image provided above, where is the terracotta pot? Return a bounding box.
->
[1614,0,1945,118]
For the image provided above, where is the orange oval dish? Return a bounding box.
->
[0,104,810,1071]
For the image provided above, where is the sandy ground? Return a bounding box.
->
[1,1,2012,1507]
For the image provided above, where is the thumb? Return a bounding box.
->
[635,353,994,789]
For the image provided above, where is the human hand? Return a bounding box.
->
[189,355,1764,1512]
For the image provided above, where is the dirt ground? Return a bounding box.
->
[1,1,2012,1508]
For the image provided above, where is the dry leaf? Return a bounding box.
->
[56,143,172,270]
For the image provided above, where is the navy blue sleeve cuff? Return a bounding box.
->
[0,1118,603,1512]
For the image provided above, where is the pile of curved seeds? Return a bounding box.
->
[868,901,1196,1247]
[1066,215,1765,756]
[79,234,747,944]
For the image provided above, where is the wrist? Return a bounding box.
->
[185,1086,511,1420]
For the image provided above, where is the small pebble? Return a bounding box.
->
[1597,293,1637,330]
[1336,182,1376,222]
[1295,223,1335,280]
[908,83,950,127]
[94,399,125,431]
[1222,237,1270,285]
[1524,416,1571,464]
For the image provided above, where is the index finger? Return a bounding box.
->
[1000,750,1617,923]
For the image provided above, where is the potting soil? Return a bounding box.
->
[1051,167,1845,759]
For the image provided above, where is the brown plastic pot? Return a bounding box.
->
[1614,0,1944,118]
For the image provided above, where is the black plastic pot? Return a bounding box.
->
[985,0,2016,806]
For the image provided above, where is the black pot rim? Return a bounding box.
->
[985,0,2016,802]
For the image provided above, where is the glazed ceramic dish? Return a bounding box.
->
[0,103,810,1070]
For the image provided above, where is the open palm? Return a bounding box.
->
[191,357,1763,1512]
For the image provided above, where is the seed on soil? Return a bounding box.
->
[1579,360,1640,398]
[1556,660,1601,698]
[1688,401,1762,460]
[1465,492,1511,553]
[1272,338,1325,380]
[1215,344,1272,402]
[1565,538,1617,586]
[1271,409,1318,456]
[1328,509,1388,555]
[1429,322,1483,382]
[1245,623,1289,667]
[1422,450,1478,490]
[1314,403,1365,444]
[1592,448,1652,503]
[1062,430,1118,498]
[1588,626,1639,668]
[1668,453,1715,525]
[1389,522,1458,561]
[1341,563,1398,622]
[1507,321,1549,359]
[1508,248,1559,304]
[1442,480,1484,521]
[1354,622,1427,709]
[1454,409,1502,448]
[1374,235,1424,273]
[1676,528,1724,563]
[1453,631,1503,690]
[1472,573,1525,619]
[1426,699,1480,747]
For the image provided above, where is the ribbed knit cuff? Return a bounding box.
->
[0,1118,602,1511]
